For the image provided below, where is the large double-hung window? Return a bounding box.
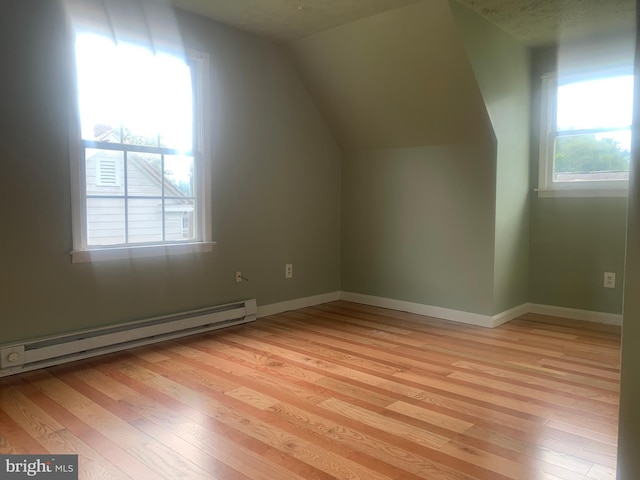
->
[538,72,634,197]
[68,16,212,263]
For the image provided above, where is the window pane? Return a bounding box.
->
[164,155,194,197]
[122,125,159,147]
[85,149,124,195]
[553,130,631,182]
[75,35,192,150]
[127,152,162,196]
[76,34,123,141]
[165,199,195,241]
[157,55,193,150]
[86,198,125,246]
[86,124,121,143]
[128,198,162,243]
[557,75,633,131]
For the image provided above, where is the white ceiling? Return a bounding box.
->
[170,0,422,43]
[456,0,635,46]
[169,0,635,46]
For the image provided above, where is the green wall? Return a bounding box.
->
[529,43,632,314]
[449,1,531,315]
[341,144,496,315]
[0,0,341,345]
[530,197,627,313]
[288,0,498,316]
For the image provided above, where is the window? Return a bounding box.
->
[538,72,634,197]
[69,34,212,263]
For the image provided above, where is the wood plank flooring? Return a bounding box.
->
[0,301,621,480]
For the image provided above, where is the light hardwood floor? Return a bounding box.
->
[0,301,621,480]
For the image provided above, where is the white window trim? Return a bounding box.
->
[68,47,214,263]
[537,73,630,199]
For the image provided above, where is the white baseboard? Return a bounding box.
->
[338,293,621,328]
[257,292,623,328]
[527,303,623,326]
[491,303,531,328]
[257,291,341,318]
[339,292,498,328]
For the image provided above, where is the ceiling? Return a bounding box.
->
[457,0,635,46]
[168,0,636,46]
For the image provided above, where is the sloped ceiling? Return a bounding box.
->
[286,0,492,149]
[170,0,423,43]
[168,0,635,46]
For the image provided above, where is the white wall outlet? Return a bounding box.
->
[285,264,293,279]
[604,272,616,289]
[235,271,243,283]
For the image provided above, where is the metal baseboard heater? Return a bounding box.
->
[0,299,257,377]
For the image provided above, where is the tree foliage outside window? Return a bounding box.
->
[555,134,630,174]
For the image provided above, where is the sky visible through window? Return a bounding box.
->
[557,75,634,150]
[75,34,194,183]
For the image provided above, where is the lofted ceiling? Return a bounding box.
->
[456,0,635,46]
[168,0,635,46]
[169,0,423,43]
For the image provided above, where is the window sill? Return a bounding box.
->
[536,187,628,198]
[70,241,216,264]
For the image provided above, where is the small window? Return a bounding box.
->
[538,72,634,197]
[69,33,213,262]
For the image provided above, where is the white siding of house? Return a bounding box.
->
[85,150,191,246]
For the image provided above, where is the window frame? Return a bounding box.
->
[69,46,214,263]
[537,72,631,198]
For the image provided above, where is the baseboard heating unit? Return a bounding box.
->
[0,299,257,377]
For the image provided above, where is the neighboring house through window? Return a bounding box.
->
[95,156,120,187]
[538,71,634,197]
[69,28,212,263]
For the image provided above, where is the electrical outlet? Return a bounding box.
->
[285,264,293,279]
[235,271,243,283]
[604,272,616,289]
